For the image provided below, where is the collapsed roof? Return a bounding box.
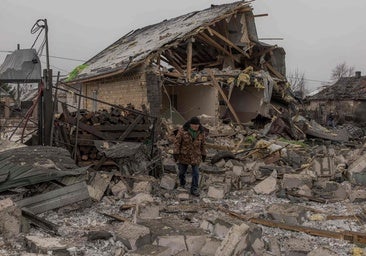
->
[67,1,286,83]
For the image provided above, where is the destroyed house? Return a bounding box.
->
[65,1,291,123]
[306,71,366,125]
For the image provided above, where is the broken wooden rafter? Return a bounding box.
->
[218,206,366,245]
[22,208,59,235]
[250,217,366,245]
[162,51,184,74]
[98,211,128,222]
[208,70,243,129]
[118,114,144,140]
[197,34,240,64]
[254,13,268,18]
[16,182,90,214]
[264,62,286,80]
[207,27,250,58]
[186,38,193,82]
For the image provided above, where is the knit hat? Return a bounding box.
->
[190,116,200,125]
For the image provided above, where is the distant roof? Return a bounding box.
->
[68,1,254,83]
[0,49,41,83]
[308,76,366,101]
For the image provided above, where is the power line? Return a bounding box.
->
[286,76,329,84]
[0,50,86,62]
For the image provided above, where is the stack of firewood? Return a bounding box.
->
[53,104,153,163]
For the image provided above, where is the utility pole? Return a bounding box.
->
[37,19,53,145]
[17,44,20,109]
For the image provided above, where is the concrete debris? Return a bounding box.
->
[0,198,21,239]
[25,236,69,255]
[253,170,278,194]
[3,95,366,256]
[115,222,151,250]
[160,174,176,190]
[267,203,307,225]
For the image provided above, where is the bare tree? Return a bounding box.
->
[288,69,306,99]
[331,62,355,81]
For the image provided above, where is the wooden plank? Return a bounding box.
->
[16,182,89,214]
[254,13,268,18]
[22,208,59,235]
[208,70,243,129]
[87,172,113,201]
[163,51,184,74]
[197,34,240,63]
[264,62,286,80]
[207,28,250,58]
[250,217,366,244]
[118,114,144,140]
[98,211,128,222]
[186,38,193,82]
[218,206,366,245]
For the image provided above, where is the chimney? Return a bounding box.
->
[355,71,361,78]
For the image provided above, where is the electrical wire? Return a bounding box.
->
[30,19,45,49]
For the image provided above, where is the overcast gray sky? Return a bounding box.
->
[1,0,365,92]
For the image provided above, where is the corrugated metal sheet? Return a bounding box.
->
[0,49,41,83]
[0,146,87,192]
[70,1,254,82]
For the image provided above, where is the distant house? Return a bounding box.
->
[65,1,292,123]
[306,71,366,125]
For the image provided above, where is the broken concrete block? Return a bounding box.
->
[252,238,266,255]
[207,184,226,199]
[282,173,313,190]
[253,171,277,195]
[137,203,160,219]
[185,235,207,254]
[314,181,349,201]
[240,173,256,184]
[267,204,307,225]
[133,181,152,194]
[87,230,112,241]
[297,184,313,197]
[163,158,178,173]
[347,153,366,186]
[215,159,226,168]
[283,237,312,255]
[199,237,221,256]
[88,172,113,201]
[0,198,21,239]
[111,180,129,198]
[174,251,193,256]
[200,219,214,233]
[307,246,338,256]
[115,222,151,250]
[349,189,366,202]
[129,193,154,204]
[26,236,69,255]
[215,223,250,256]
[224,160,234,169]
[127,244,172,256]
[154,235,186,255]
[160,174,176,190]
[232,165,244,176]
[177,192,190,200]
[213,218,232,239]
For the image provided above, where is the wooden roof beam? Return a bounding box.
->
[197,33,240,64]
[207,27,250,58]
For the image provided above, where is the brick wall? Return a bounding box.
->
[82,71,148,111]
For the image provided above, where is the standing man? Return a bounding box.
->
[173,116,206,196]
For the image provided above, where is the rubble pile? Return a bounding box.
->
[1,116,366,255]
